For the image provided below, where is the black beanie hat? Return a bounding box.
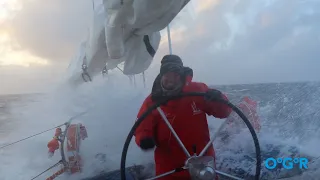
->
[183,66,193,77]
[160,54,183,75]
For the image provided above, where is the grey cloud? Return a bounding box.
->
[4,0,320,87]
[161,0,320,84]
[9,0,92,62]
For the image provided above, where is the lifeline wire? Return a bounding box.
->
[30,160,63,180]
[0,123,65,149]
[0,110,89,149]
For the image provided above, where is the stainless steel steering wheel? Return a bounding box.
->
[120,92,261,180]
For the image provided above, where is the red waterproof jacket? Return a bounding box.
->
[135,75,232,180]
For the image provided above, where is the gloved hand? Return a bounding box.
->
[205,89,223,101]
[140,137,155,150]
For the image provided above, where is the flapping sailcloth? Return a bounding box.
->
[66,0,190,85]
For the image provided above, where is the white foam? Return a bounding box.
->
[2,76,320,180]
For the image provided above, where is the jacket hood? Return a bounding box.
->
[151,66,194,101]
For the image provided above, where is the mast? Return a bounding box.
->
[167,24,173,54]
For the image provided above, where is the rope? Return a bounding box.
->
[133,75,136,87]
[31,160,63,180]
[81,58,92,82]
[0,124,65,149]
[102,66,108,77]
[116,66,124,73]
[142,71,146,88]
[68,110,89,123]
[81,71,92,82]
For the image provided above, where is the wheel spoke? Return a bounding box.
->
[144,167,187,180]
[199,120,229,156]
[121,92,261,180]
[157,107,191,158]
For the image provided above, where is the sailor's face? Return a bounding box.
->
[161,72,181,90]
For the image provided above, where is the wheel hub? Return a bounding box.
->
[187,156,216,180]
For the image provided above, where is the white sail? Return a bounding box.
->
[66,0,190,85]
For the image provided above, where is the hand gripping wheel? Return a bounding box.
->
[120,92,261,180]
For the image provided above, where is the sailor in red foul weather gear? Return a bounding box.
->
[134,54,232,180]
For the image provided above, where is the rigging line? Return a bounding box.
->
[0,110,89,150]
[0,124,65,150]
[167,24,173,55]
[68,110,90,124]
[116,66,124,73]
[142,71,146,88]
[30,160,63,180]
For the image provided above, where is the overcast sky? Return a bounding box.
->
[0,0,320,94]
